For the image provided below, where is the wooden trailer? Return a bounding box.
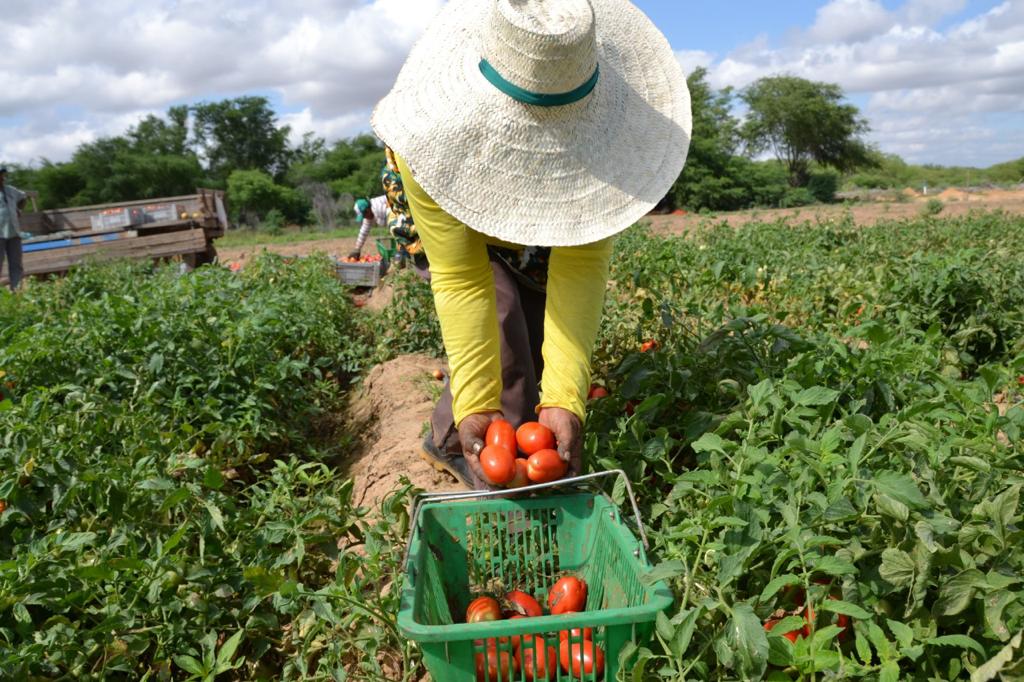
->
[1,189,229,286]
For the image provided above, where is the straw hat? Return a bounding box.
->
[371,0,691,248]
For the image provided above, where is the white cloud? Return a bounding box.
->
[676,50,715,77]
[0,0,445,164]
[702,1,1024,165]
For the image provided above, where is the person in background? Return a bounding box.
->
[0,167,29,292]
[370,0,691,488]
[349,148,425,267]
[348,194,389,260]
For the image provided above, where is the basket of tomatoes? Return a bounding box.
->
[335,253,388,287]
[398,470,673,681]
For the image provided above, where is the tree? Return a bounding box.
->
[226,170,308,226]
[741,76,875,187]
[192,97,292,182]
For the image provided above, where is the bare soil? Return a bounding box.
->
[339,354,465,512]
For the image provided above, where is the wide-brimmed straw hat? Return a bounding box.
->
[371,0,691,248]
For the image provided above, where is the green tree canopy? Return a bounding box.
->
[741,75,875,187]
[192,96,292,182]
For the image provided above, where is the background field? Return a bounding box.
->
[1,211,1022,680]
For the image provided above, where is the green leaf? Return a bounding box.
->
[717,503,764,586]
[670,608,700,659]
[927,635,987,657]
[875,493,910,521]
[873,471,929,510]
[726,603,769,681]
[821,599,871,620]
[642,560,686,586]
[204,466,224,491]
[203,500,226,533]
[215,630,245,671]
[879,660,900,682]
[749,379,774,407]
[75,565,117,581]
[173,655,205,676]
[854,630,873,665]
[949,456,991,473]
[984,591,1017,642]
[656,611,675,643]
[879,548,916,588]
[935,569,986,616]
[0,399,12,412]
[795,386,840,406]
[59,532,98,551]
[815,555,857,577]
[971,630,1023,682]
[886,619,915,648]
[759,574,802,603]
[691,432,726,454]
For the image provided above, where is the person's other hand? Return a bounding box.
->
[458,411,504,490]
[347,250,361,260]
[538,407,582,477]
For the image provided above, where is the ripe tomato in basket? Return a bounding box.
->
[517,635,557,681]
[559,639,605,677]
[505,590,543,618]
[486,419,517,454]
[559,626,594,642]
[475,643,519,682]
[526,449,567,483]
[466,596,502,623]
[548,576,587,615]
[516,422,556,455]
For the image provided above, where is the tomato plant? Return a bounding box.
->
[516,422,556,455]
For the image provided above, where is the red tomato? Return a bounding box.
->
[505,590,543,618]
[475,645,518,682]
[517,636,556,681]
[526,449,567,484]
[432,369,445,381]
[516,422,556,455]
[466,596,502,623]
[506,459,530,489]
[625,401,636,416]
[559,639,604,677]
[764,618,802,643]
[640,339,659,352]
[486,419,517,454]
[480,446,517,486]
[587,385,609,400]
[548,576,587,615]
[558,627,594,642]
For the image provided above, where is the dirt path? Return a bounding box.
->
[340,354,466,512]
[217,236,360,265]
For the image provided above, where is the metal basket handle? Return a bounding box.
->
[401,469,649,571]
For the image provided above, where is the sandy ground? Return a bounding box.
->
[217,187,1024,263]
[340,354,466,513]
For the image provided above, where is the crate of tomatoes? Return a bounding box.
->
[399,453,673,682]
[335,253,388,287]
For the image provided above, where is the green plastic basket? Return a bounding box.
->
[398,472,674,681]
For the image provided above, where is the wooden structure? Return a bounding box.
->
[2,189,229,286]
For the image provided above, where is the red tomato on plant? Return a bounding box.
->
[526,449,567,484]
[505,590,543,618]
[548,576,587,615]
[517,635,557,681]
[559,639,605,677]
[466,596,502,623]
[506,459,530,489]
[640,339,659,352]
[587,385,609,400]
[763,618,803,643]
[486,419,517,454]
[475,644,518,682]
[480,446,516,486]
[558,626,593,642]
[516,422,556,455]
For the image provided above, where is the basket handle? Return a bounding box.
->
[402,470,650,571]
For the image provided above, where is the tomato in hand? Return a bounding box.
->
[526,449,567,484]
[506,459,530,489]
[558,626,593,642]
[548,576,587,615]
[466,596,502,623]
[475,644,518,682]
[559,639,605,677]
[480,446,517,486]
[486,419,517,454]
[517,635,557,681]
[505,590,543,618]
[516,422,556,455]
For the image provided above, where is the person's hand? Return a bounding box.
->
[538,407,583,477]
[347,249,361,260]
[457,411,504,489]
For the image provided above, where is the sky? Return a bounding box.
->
[1,0,1022,168]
